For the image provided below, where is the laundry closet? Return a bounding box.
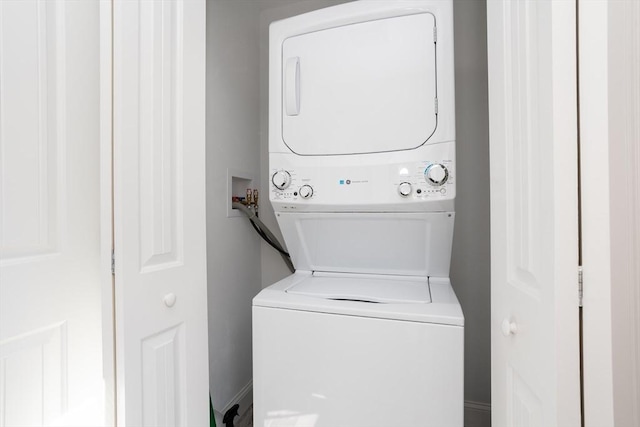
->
[0,0,637,425]
[205,0,491,424]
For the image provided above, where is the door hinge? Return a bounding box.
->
[111,249,115,275]
[433,26,437,43]
[578,265,583,307]
[434,97,439,114]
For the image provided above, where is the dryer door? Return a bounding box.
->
[281,13,437,156]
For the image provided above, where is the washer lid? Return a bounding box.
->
[254,272,463,326]
[286,272,431,304]
[277,212,454,277]
[281,12,437,156]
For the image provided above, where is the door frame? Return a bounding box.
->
[579,1,640,426]
[99,0,116,424]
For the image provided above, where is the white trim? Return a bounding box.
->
[213,380,253,427]
[606,2,640,425]
[580,1,640,426]
[464,400,491,427]
[99,0,115,425]
[579,0,615,423]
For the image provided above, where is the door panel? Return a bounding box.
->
[112,0,209,424]
[0,1,104,425]
[487,0,581,425]
[0,0,60,261]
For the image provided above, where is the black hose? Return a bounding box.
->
[249,219,290,257]
[232,202,295,273]
[222,404,239,427]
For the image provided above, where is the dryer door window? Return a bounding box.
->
[281,13,437,156]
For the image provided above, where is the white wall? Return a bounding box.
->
[581,1,640,425]
[607,4,640,423]
[206,0,262,411]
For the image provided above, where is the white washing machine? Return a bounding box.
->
[254,1,462,426]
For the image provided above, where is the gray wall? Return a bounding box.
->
[206,0,262,411]
[450,0,491,406]
[205,0,348,413]
[206,0,491,412]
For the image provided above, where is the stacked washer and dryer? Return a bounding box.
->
[253,1,462,426]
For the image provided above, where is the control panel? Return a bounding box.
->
[269,159,455,209]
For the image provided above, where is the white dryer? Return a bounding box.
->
[254,1,462,426]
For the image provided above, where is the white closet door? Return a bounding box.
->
[0,1,105,425]
[112,0,209,425]
[487,0,581,426]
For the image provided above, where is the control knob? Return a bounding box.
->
[299,185,314,199]
[271,170,291,190]
[398,182,412,197]
[425,163,449,186]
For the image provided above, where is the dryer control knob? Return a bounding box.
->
[272,170,291,190]
[425,163,449,186]
[398,182,412,197]
[299,185,313,199]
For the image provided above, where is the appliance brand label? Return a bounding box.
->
[339,179,368,185]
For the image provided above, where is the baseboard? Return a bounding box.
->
[214,381,253,427]
[464,400,491,427]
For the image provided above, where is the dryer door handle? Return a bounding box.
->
[285,57,301,116]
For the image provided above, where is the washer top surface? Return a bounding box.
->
[254,271,463,326]
[287,273,432,304]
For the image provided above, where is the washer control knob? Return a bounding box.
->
[425,163,449,186]
[271,170,291,190]
[299,185,313,199]
[398,182,412,197]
